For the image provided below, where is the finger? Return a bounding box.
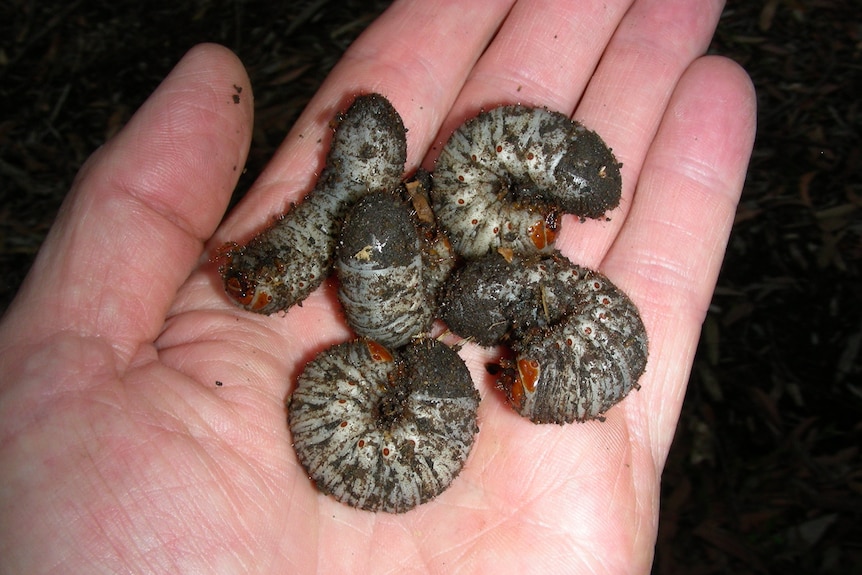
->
[2,44,253,362]
[217,0,517,241]
[429,0,634,135]
[604,56,756,462]
[564,0,728,262]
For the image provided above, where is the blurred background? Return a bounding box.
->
[1,1,859,572]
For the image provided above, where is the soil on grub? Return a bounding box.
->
[1,1,859,573]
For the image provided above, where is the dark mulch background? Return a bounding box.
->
[1,1,859,573]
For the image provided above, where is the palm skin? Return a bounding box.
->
[0,0,755,573]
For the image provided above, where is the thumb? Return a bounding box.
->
[0,44,253,363]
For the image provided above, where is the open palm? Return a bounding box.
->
[0,1,755,573]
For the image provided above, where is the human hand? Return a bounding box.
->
[0,0,755,573]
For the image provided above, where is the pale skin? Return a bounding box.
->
[0,0,755,573]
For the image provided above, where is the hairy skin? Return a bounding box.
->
[289,338,479,513]
[442,250,648,424]
[221,93,407,314]
[0,1,755,573]
[433,105,622,258]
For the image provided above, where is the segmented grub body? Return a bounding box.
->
[432,105,622,259]
[441,251,648,424]
[288,338,480,513]
[336,191,445,348]
[221,94,408,314]
[440,250,587,346]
